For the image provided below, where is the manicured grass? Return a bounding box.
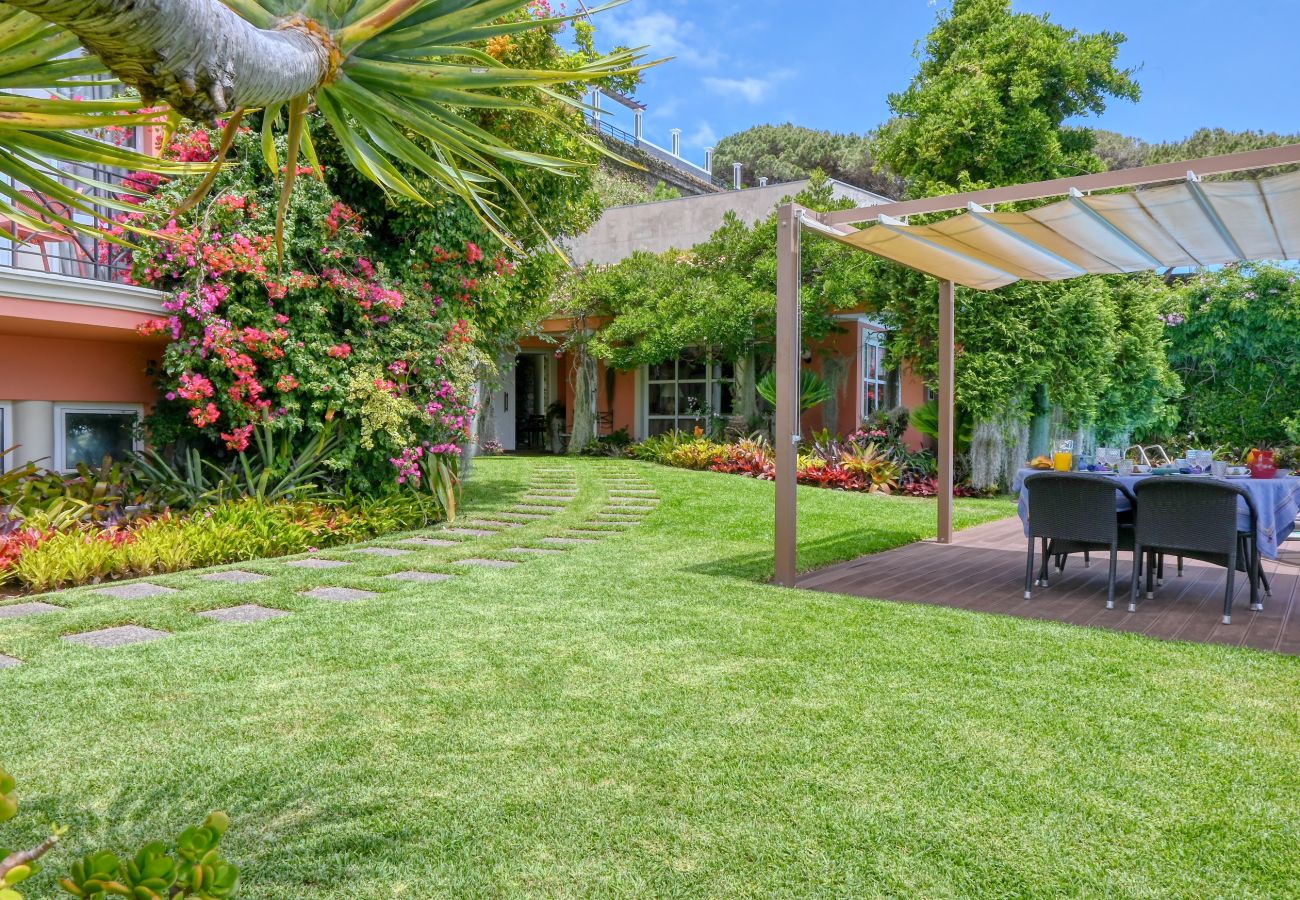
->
[3,458,1298,898]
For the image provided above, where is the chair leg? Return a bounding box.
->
[1145,550,1156,600]
[1156,553,1164,587]
[1024,534,1036,601]
[1106,543,1118,610]
[1129,542,1142,613]
[1223,549,1236,625]
[1037,537,1051,587]
[1084,549,1091,568]
[1177,555,1184,577]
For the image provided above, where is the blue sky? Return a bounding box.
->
[583,0,1300,172]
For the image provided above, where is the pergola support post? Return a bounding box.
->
[774,203,801,587]
[937,278,955,544]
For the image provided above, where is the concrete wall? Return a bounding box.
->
[566,179,891,266]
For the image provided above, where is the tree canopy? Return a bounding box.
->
[712,123,899,196]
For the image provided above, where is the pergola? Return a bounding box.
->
[772,142,1300,587]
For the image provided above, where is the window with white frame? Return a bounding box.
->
[0,402,10,472]
[861,327,900,420]
[54,404,143,471]
[645,349,735,436]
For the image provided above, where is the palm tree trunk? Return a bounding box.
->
[6,0,330,120]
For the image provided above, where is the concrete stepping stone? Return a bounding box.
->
[0,653,21,668]
[384,571,453,583]
[300,587,378,602]
[610,490,657,496]
[457,558,520,568]
[0,601,62,619]
[198,604,289,624]
[508,547,565,555]
[92,582,177,600]
[499,512,547,520]
[396,537,457,547]
[541,536,596,545]
[286,557,351,569]
[352,547,413,557]
[514,504,566,513]
[63,625,169,648]
[199,570,270,584]
[462,519,521,529]
[445,527,496,537]
[526,493,574,499]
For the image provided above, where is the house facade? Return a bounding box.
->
[484,178,931,451]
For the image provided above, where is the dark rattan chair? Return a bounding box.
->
[1023,472,1138,610]
[1129,477,1265,624]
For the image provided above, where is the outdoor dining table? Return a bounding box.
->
[1012,469,1300,559]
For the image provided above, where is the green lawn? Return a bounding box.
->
[3,458,1298,898]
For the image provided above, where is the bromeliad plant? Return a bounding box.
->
[0,764,238,899]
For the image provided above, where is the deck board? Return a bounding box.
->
[797,516,1300,655]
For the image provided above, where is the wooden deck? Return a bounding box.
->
[797,516,1300,655]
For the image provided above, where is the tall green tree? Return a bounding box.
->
[713,123,899,196]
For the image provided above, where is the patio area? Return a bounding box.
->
[797,515,1300,655]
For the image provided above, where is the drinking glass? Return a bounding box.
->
[1211,460,1229,478]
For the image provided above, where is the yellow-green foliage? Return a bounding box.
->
[665,440,727,471]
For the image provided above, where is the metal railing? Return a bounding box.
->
[589,115,733,191]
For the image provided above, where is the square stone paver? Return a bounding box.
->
[300,587,379,602]
[445,528,496,537]
[508,547,565,555]
[352,547,413,557]
[199,570,270,584]
[0,601,62,620]
[92,582,177,600]
[286,557,352,569]
[541,536,596,545]
[385,571,453,583]
[62,625,169,648]
[457,558,520,569]
[198,604,289,624]
[396,537,457,547]
[0,653,21,668]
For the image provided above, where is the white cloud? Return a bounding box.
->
[702,76,774,104]
[687,121,718,149]
[602,11,719,68]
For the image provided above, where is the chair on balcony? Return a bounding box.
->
[1023,472,1138,611]
[0,190,90,277]
[1129,477,1265,625]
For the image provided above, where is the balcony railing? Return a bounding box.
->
[589,116,733,191]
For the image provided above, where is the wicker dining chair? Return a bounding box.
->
[1129,477,1264,624]
[1023,472,1138,610]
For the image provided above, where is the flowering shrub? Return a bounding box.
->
[124,127,492,496]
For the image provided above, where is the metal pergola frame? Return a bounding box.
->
[772,141,1300,588]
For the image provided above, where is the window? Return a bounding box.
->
[0,402,9,472]
[54,404,142,471]
[645,349,734,436]
[861,328,900,420]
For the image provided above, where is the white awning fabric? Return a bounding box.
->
[820,169,1300,290]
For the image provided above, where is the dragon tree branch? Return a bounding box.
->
[3,0,332,120]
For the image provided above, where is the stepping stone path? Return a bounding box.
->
[287,558,351,569]
[0,601,61,619]
[457,558,520,569]
[93,582,177,600]
[500,512,547,520]
[445,528,497,537]
[525,495,573,502]
[198,605,288,624]
[352,547,412,557]
[300,587,377,602]
[385,571,453,583]
[514,504,566,513]
[63,625,169,648]
[463,519,521,529]
[0,654,21,668]
[200,570,269,584]
[541,536,596,545]
[508,547,564,555]
[396,537,457,547]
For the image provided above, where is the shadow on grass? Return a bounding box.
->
[683,530,921,583]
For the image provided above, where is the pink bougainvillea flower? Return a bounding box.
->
[327,343,352,359]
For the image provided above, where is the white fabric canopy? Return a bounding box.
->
[821,169,1300,290]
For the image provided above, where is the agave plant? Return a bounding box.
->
[0,0,654,244]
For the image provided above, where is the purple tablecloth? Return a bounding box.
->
[1013,469,1300,559]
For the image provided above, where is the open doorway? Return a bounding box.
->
[491,352,550,451]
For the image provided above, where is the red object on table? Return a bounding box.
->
[1249,450,1278,480]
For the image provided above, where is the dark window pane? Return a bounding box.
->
[680,350,707,381]
[648,383,677,416]
[63,412,135,469]
[716,361,735,381]
[647,417,676,436]
[648,360,675,381]
[717,381,735,415]
[678,381,706,417]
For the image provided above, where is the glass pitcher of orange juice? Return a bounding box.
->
[1052,438,1074,472]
